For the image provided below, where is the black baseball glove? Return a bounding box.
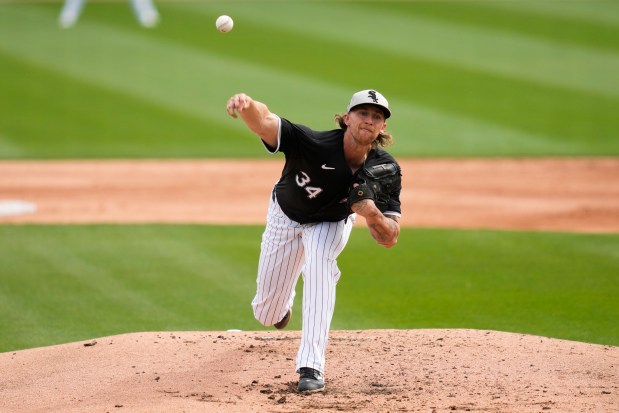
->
[347,163,401,211]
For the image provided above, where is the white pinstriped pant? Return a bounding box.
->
[252,193,354,374]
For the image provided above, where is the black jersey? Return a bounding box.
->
[262,117,401,224]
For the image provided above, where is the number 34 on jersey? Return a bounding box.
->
[296,171,323,199]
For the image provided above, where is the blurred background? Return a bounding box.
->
[2,0,618,159]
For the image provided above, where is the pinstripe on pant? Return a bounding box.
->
[252,193,354,375]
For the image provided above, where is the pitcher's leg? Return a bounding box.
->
[252,195,304,326]
[296,217,354,374]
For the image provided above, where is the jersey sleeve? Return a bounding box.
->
[269,118,315,157]
[260,115,282,154]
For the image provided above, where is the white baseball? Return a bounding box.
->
[216,15,234,33]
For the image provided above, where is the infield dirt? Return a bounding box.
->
[1,158,618,232]
[0,158,618,412]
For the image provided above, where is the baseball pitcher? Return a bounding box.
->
[226,89,402,393]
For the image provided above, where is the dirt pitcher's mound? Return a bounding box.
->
[0,330,616,413]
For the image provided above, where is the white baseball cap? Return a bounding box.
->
[346,89,391,119]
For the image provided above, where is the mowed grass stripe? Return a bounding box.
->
[2,3,618,157]
[162,2,619,154]
[86,3,582,156]
[0,225,263,351]
[6,228,179,328]
[387,1,619,53]
[481,0,619,28]
[0,132,25,158]
[175,1,619,99]
[0,52,264,158]
[0,6,257,132]
[339,228,619,346]
[388,55,619,153]
[1,225,618,352]
[73,3,619,155]
[0,3,572,158]
[0,5,349,133]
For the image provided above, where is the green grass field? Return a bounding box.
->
[1,225,618,352]
[1,0,618,352]
[1,0,619,158]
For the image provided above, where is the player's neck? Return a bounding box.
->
[343,133,373,172]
